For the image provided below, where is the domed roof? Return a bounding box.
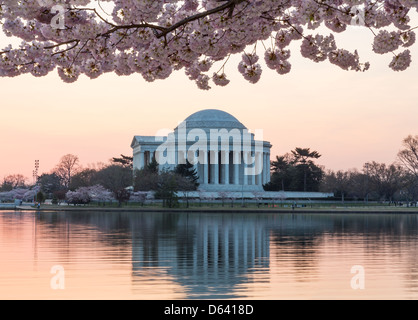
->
[176,109,247,131]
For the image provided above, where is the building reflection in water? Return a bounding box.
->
[131,213,270,299]
[3,211,418,299]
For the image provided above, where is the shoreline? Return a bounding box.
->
[3,205,418,214]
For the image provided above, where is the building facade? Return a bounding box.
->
[131,109,272,192]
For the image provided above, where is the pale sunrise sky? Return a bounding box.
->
[1,12,417,182]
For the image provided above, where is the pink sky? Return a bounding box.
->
[1,21,417,182]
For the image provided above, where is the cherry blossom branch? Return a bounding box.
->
[49,40,80,56]
[36,0,246,55]
[155,0,246,38]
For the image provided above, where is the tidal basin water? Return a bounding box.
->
[1,210,418,299]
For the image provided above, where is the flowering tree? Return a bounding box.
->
[87,184,114,203]
[0,1,416,89]
[66,187,91,204]
[0,187,39,202]
[65,184,114,205]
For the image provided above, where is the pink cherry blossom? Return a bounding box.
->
[0,0,416,88]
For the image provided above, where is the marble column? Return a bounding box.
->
[222,151,229,185]
[212,151,219,185]
[203,151,209,185]
[263,152,267,184]
[233,151,240,185]
[256,152,263,186]
[250,151,256,185]
[266,152,271,183]
[243,151,248,186]
[139,151,145,170]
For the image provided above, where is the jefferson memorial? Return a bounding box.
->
[131,109,272,192]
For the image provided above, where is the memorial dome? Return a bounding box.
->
[175,109,247,131]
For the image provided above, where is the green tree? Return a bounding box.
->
[291,148,322,192]
[133,158,160,191]
[111,154,133,169]
[95,164,132,207]
[266,154,293,191]
[38,173,64,197]
[69,168,98,190]
[264,148,324,192]
[36,191,45,204]
[146,157,159,174]
[365,161,405,203]
[154,172,180,208]
[174,160,199,189]
[1,174,27,191]
[321,170,352,203]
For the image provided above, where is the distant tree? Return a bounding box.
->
[146,157,159,174]
[229,194,237,208]
[87,185,114,205]
[94,164,132,207]
[265,148,323,192]
[53,154,80,189]
[398,135,418,177]
[115,189,131,207]
[174,160,199,189]
[38,173,64,196]
[133,158,160,191]
[1,174,27,191]
[291,148,322,192]
[267,154,293,191]
[22,188,39,202]
[341,169,369,201]
[400,173,418,205]
[0,188,35,202]
[176,174,198,208]
[251,191,263,208]
[65,188,91,206]
[69,168,98,190]
[218,192,229,207]
[36,191,45,204]
[133,169,159,191]
[154,172,180,208]
[111,154,133,169]
[52,190,67,205]
[321,170,351,203]
[365,162,405,203]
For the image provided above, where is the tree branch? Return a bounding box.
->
[155,0,246,38]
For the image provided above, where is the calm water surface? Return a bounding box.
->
[0,210,417,299]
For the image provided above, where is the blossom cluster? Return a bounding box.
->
[0,0,416,88]
[0,187,40,202]
[65,185,114,204]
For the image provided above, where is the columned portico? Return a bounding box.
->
[131,109,272,192]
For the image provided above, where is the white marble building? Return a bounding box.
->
[131,109,272,192]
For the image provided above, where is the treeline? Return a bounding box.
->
[265,135,418,204]
[321,162,418,203]
[1,135,417,206]
[0,154,199,208]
